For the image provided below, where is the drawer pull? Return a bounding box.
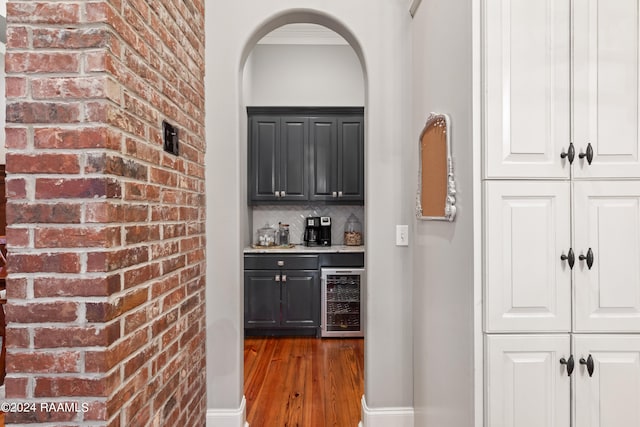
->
[277,260,285,267]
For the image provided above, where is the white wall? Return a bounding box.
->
[411,0,477,426]
[205,0,414,421]
[246,44,364,106]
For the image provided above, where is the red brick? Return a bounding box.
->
[10,252,80,274]
[4,377,29,398]
[34,127,121,150]
[6,153,80,174]
[5,327,30,348]
[7,2,80,24]
[7,202,82,224]
[4,127,28,149]
[5,301,78,323]
[34,323,120,348]
[5,228,29,248]
[7,351,81,373]
[6,101,81,124]
[34,275,121,297]
[6,76,27,97]
[35,226,121,248]
[35,177,121,199]
[33,28,111,49]
[31,76,117,101]
[5,53,79,73]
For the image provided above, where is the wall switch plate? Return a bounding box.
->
[162,120,179,156]
[396,225,409,246]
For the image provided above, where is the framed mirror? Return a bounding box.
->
[416,113,457,221]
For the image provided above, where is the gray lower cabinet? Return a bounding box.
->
[244,254,320,336]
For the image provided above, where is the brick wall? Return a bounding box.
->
[4,1,206,425]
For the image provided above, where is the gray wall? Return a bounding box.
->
[411,0,476,425]
[205,0,414,415]
[245,44,364,106]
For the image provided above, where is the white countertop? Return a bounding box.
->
[244,244,364,254]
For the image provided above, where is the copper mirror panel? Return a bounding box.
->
[416,113,456,221]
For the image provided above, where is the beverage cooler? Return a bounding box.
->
[321,268,365,337]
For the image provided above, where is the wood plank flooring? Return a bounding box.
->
[244,337,364,427]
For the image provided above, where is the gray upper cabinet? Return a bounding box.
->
[248,107,364,204]
[249,115,309,202]
[309,116,364,202]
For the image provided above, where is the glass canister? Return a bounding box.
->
[277,223,290,246]
[256,223,277,247]
[343,214,363,246]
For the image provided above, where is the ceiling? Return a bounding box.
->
[258,24,348,45]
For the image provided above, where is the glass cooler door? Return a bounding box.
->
[321,268,365,337]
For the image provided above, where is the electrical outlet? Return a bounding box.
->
[396,225,409,246]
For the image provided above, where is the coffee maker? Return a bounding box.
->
[304,217,321,246]
[319,216,331,246]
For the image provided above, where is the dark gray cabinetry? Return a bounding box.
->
[309,116,364,202]
[248,107,364,204]
[250,115,309,202]
[244,254,320,336]
[244,252,364,336]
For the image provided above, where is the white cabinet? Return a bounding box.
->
[486,335,640,427]
[483,0,640,425]
[484,0,570,179]
[485,181,571,332]
[486,180,640,333]
[484,0,640,179]
[573,0,640,179]
[485,335,571,427]
[574,335,640,427]
[573,181,640,332]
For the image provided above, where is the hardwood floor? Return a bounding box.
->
[244,337,364,427]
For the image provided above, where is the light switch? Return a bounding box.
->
[396,225,409,246]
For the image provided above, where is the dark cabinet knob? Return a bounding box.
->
[579,248,594,270]
[560,143,575,164]
[580,354,594,377]
[560,355,574,376]
[579,143,594,165]
[560,248,575,269]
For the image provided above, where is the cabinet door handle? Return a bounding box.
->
[580,354,594,377]
[281,275,287,282]
[579,248,594,269]
[338,191,343,197]
[275,191,281,197]
[579,143,594,165]
[280,190,286,197]
[560,248,575,269]
[560,355,575,376]
[332,191,337,198]
[275,275,280,282]
[560,142,575,164]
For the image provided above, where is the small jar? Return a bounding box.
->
[277,223,290,246]
[256,223,277,246]
[343,214,363,246]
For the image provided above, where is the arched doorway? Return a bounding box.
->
[240,22,366,425]
[205,4,414,426]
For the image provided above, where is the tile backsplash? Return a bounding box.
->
[251,205,365,245]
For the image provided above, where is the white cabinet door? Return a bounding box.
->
[574,335,640,427]
[484,0,571,178]
[573,182,640,332]
[485,181,571,332]
[486,334,571,427]
[573,0,640,179]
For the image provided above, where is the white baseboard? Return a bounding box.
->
[360,395,414,427]
[206,396,249,427]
